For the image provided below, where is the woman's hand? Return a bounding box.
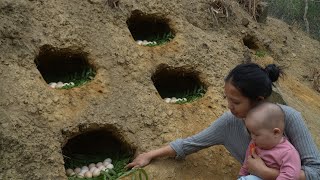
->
[247,151,279,180]
[126,145,176,169]
[126,153,152,169]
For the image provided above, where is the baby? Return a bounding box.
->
[238,102,301,180]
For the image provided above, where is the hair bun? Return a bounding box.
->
[264,64,282,82]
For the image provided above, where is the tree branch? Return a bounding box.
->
[303,0,310,33]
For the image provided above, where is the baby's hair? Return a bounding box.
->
[247,102,285,131]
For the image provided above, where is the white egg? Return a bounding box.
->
[101,167,108,172]
[63,83,69,87]
[81,166,89,171]
[80,169,88,174]
[90,167,97,172]
[106,164,114,169]
[153,41,157,45]
[88,163,96,169]
[136,40,143,45]
[74,167,81,174]
[96,162,103,168]
[183,98,187,101]
[84,171,93,178]
[92,169,100,177]
[164,98,171,103]
[98,165,106,171]
[97,164,104,170]
[104,158,112,164]
[49,82,57,88]
[170,99,177,103]
[66,169,74,176]
[77,172,84,178]
[70,82,75,86]
[103,161,110,166]
[56,82,64,88]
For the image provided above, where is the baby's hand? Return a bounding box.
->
[247,151,265,176]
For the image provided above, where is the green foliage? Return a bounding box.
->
[65,153,148,180]
[144,31,174,47]
[267,0,320,40]
[118,168,148,180]
[175,85,206,104]
[60,67,96,89]
[255,50,267,57]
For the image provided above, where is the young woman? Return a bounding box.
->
[126,63,320,180]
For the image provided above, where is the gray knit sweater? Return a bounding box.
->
[170,105,320,179]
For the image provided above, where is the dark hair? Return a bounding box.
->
[225,63,283,101]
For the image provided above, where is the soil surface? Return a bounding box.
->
[0,0,319,179]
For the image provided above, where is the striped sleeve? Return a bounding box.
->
[283,108,320,180]
[169,112,230,159]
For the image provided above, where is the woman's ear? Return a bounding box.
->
[257,96,265,101]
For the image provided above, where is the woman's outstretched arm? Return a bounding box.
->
[126,145,176,169]
[126,112,232,168]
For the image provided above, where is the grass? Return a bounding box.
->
[46,67,96,89]
[255,50,267,57]
[64,152,148,180]
[174,85,206,104]
[143,31,174,47]
[61,67,96,89]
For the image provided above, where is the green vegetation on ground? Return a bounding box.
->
[266,0,320,40]
[175,85,206,104]
[64,153,148,180]
[255,50,267,57]
[144,31,174,47]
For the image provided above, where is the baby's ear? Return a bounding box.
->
[273,128,282,136]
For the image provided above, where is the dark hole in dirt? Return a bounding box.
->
[243,35,259,50]
[151,64,206,102]
[34,45,95,88]
[126,10,174,44]
[62,129,135,169]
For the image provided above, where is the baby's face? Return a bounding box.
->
[245,116,280,150]
[247,125,276,150]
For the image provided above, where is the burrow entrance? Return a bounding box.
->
[34,45,96,89]
[151,64,207,104]
[127,10,174,46]
[62,128,135,178]
[243,35,259,50]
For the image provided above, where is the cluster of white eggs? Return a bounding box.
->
[136,40,157,46]
[48,81,75,89]
[65,158,114,178]
[164,97,187,103]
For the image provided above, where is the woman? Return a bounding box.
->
[126,63,320,180]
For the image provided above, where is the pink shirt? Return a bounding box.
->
[239,138,301,180]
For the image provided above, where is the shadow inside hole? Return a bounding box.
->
[62,129,135,169]
[243,35,259,50]
[151,65,206,100]
[127,10,174,42]
[34,45,95,85]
